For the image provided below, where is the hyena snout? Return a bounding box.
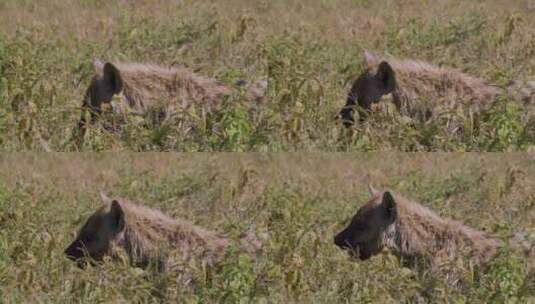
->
[64,239,93,268]
[64,240,83,260]
[334,231,374,260]
[334,230,351,249]
[334,229,363,258]
[338,107,355,128]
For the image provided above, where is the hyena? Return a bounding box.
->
[339,50,534,128]
[64,192,261,272]
[334,185,500,284]
[76,60,265,143]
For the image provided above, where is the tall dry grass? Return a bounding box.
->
[1,154,535,302]
[1,0,535,150]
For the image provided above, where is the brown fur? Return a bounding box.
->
[340,52,535,134]
[335,186,499,282]
[363,51,500,119]
[64,192,260,271]
[76,60,265,144]
[92,61,233,114]
[340,50,535,129]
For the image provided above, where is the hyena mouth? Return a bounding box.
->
[346,247,372,260]
[65,251,90,269]
[347,246,364,259]
[334,237,361,258]
[357,249,372,260]
[67,253,98,269]
[64,241,97,268]
[75,258,92,269]
[65,242,84,261]
[335,240,370,260]
[338,106,355,128]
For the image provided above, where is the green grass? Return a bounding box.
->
[1,0,534,151]
[0,154,534,302]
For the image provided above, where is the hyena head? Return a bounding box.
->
[64,192,125,267]
[334,186,397,260]
[76,61,124,144]
[83,60,124,112]
[339,60,396,127]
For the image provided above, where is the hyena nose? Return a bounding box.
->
[334,233,349,249]
[64,248,77,261]
[339,108,355,128]
[64,241,83,261]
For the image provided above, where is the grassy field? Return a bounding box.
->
[1,0,535,151]
[0,154,534,302]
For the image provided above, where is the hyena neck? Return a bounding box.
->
[384,197,460,258]
[385,198,498,264]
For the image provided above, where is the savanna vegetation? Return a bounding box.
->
[1,0,535,151]
[0,154,534,302]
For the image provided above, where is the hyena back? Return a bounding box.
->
[64,192,260,271]
[334,186,499,283]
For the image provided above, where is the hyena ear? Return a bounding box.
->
[102,62,124,95]
[381,191,397,223]
[99,191,112,204]
[362,49,378,68]
[110,200,125,232]
[368,184,380,197]
[375,61,396,94]
[93,59,105,72]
